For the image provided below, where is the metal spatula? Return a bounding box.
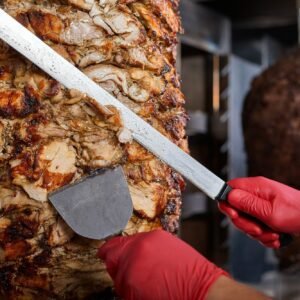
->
[48,167,133,240]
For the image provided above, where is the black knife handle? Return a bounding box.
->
[216,184,232,202]
[216,183,293,248]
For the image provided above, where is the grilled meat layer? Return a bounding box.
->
[0,0,186,298]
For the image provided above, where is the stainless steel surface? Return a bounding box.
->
[49,167,133,240]
[228,55,262,179]
[179,0,231,54]
[0,9,226,200]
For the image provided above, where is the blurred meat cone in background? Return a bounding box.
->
[243,48,300,271]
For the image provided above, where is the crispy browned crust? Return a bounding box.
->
[0,0,186,298]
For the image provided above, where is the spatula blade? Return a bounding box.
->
[48,166,133,240]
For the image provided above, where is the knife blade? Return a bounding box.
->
[0,9,229,200]
[0,9,294,248]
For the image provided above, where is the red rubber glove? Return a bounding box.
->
[219,177,300,248]
[98,230,227,300]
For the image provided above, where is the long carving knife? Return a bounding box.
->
[0,8,230,201]
[0,9,293,247]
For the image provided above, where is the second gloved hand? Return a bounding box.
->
[98,230,227,300]
[219,177,300,248]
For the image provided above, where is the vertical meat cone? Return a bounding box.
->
[0,0,187,298]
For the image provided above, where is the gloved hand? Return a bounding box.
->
[98,230,227,300]
[219,177,300,248]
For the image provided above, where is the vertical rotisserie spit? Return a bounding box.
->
[0,0,187,298]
